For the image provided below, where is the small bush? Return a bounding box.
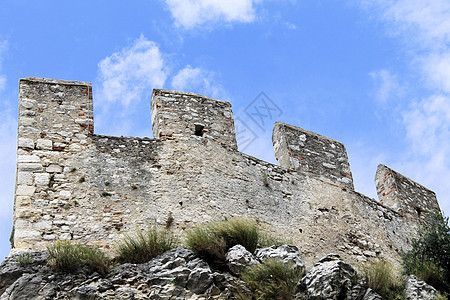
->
[403,257,446,291]
[185,218,260,267]
[47,241,109,276]
[186,225,228,267]
[17,252,33,265]
[116,227,178,264]
[359,260,403,299]
[215,218,259,253]
[402,210,450,292]
[241,258,304,300]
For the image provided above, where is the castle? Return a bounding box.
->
[12,77,441,266]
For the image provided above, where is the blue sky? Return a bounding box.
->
[1,0,450,260]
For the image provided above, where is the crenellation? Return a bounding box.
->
[10,77,442,267]
[273,122,354,190]
[151,89,237,150]
[375,164,440,219]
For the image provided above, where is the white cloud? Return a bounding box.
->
[0,107,16,219]
[164,0,261,29]
[369,69,402,103]
[96,36,168,136]
[97,36,167,107]
[171,65,225,99]
[0,40,8,91]
[421,52,450,94]
[361,0,450,214]
[403,94,450,157]
[364,0,450,49]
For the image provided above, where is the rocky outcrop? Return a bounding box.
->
[295,254,384,300]
[255,244,305,273]
[0,247,251,300]
[225,245,258,275]
[0,247,441,300]
[404,275,437,300]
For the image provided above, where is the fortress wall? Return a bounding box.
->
[273,122,354,190]
[12,78,435,267]
[375,164,440,217]
[151,89,237,150]
[14,78,93,248]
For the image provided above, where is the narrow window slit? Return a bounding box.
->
[194,125,204,136]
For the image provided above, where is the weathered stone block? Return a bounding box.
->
[34,173,50,187]
[17,172,33,185]
[17,137,34,149]
[17,155,41,163]
[59,191,71,199]
[46,164,62,173]
[36,139,53,150]
[18,163,43,172]
[15,196,32,207]
[16,185,36,196]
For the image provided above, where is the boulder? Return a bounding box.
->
[255,244,305,273]
[298,254,358,300]
[225,245,258,275]
[405,275,437,300]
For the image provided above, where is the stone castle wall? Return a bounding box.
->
[12,77,441,266]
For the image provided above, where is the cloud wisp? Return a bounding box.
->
[96,36,227,137]
[96,36,168,136]
[171,65,226,100]
[164,0,261,29]
[363,0,450,212]
[0,40,7,92]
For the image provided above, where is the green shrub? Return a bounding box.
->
[17,252,33,265]
[116,227,178,264]
[47,241,109,276]
[402,210,450,292]
[359,260,403,299]
[186,218,260,267]
[241,258,304,300]
[214,218,259,253]
[185,224,228,267]
[403,257,446,291]
[435,292,449,300]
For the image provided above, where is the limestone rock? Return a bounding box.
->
[255,244,305,273]
[298,253,358,300]
[405,275,437,300]
[0,247,248,299]
[0,251,48,296]
[225,244,258,275]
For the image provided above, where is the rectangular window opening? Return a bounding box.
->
[195,125,204,136]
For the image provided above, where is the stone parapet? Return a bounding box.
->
[375,164,440,218]
[151,89,237,150]
[273,122,354,190]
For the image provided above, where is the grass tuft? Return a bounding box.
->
[241,258,304,300]
[47,241,109,276]
[185,218,260,267]
[359,260,403,299]
[115,227,178,264]
[17,252,33,265]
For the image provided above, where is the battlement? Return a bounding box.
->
[11,77,441,266]
[151,89,237,150]
[375,164,440,218]
[273,122,354,190]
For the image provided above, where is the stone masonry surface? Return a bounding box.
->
[12,77,441,267]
